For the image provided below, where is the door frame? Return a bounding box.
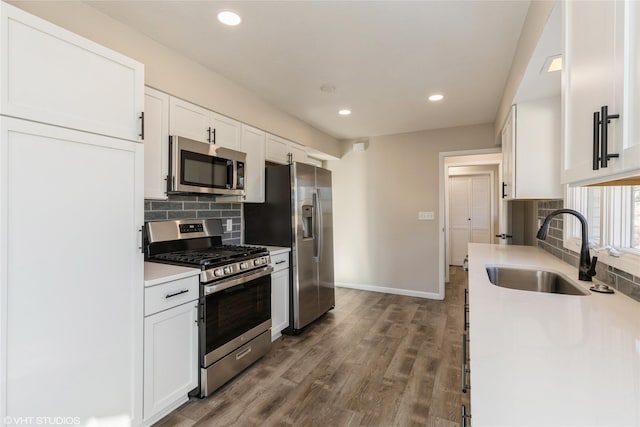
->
[438,148,502,298]
[447,171,495,269]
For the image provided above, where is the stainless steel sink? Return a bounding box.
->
[485,266,590,296]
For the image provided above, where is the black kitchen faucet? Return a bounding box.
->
[536,208,597,281]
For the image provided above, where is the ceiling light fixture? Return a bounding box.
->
[543,54,562,73]
[338,109,351,116]
[320,84,336,94]
[428,94,444,102]
[217,10,242,26]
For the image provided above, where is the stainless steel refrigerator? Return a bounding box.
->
[244,162,335,333]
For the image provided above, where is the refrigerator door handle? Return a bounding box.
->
[313,192,319,260]
[317,189,323,262]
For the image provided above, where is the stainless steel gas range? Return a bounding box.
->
[145,219,272,397]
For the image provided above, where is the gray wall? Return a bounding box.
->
[537,200,640,302]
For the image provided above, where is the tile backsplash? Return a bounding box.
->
[144,194,242,244]
[536,200,640,302]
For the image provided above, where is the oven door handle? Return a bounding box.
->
[204,266,273,295]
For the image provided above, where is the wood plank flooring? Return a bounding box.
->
[157,268,470,427]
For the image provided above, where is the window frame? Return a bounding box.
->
[564,185,640,278]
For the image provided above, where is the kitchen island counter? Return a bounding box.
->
[468,243,640,426]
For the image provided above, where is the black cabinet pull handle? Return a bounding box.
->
[600,105,619,168]
[139,112,144,140]
[165,289,189,299]
[461,405,472,427]
[501,182,507,199]
[213,128,216,144]
[207,127,212,143]
[495,233,513,240]
[592,111,600,170]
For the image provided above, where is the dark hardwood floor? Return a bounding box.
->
[157,267,470,427]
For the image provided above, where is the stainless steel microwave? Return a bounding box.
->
[168,136,245,196]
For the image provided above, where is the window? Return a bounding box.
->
[566,185,640,275]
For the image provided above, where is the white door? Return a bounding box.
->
[1,117,144,424]
[449,175,492,266]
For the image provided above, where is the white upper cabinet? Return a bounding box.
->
[168,97,241,150]
[144,87,169,200]
[502,99,563,200]
[211,111,241,150]
[266,134,309,165]
[266,133,290,164]
[289,141,309,164]
[241,125,266,203]
[0,2,144,142]
[169,97,210,143]
[563,0,640,185]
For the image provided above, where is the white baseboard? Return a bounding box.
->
[335,281,443,300]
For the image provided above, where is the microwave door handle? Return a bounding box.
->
[227,160,233,189]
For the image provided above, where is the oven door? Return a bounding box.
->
[201,267,272,367]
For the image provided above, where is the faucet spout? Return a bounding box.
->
[536,208,597,281]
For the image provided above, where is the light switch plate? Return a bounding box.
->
[418,211,435,220]
[226,218,233,232]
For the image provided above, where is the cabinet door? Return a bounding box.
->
[622,0,640,173]
[0,3,144,141]
[501,106,515,201]
[1,117,144,424]
[169,97,210,143]
[242,125,266,203]
[144,87,169,200]
[143,302,198,422]
[289,141,308,164]
[271,269,290,341]
[266,134,290,164]
[562,0,623,184]
[210,112,241,150]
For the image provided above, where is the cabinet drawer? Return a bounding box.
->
[145,275,199,316]
[271,253,289,272]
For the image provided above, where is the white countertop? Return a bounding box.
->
[144,262,200,287]
[263,246,290,256]
[468,243,640,426]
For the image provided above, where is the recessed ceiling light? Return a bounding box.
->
[217,10,242,26]
[428,94,444,102]
[338,109,351,116]
[542,54,562,73]
[320,84,336,94]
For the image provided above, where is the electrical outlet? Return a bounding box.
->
[418,211,435,220]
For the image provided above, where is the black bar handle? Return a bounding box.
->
[213,128,216,144]
[461,405,472,427]
[139,112,145,140]
[600,105,620,168]
[207,127,212,143]
[165,289,189,299]
[501,182,507,199]
[593,111,600,170]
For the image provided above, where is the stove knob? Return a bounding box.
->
[240,262,248,270]
[253,259,259,266]
[214,268,224,277]
[224,266,232,274]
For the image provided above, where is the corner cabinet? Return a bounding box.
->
[168,97,241,150]
[562,0,640,185]
[270,252,290,341]
[0,2,144,141]
[144,87,169,200]
[501,99,562,200]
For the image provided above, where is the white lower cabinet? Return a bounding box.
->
[143,275,199,425]
[270,252,290,340]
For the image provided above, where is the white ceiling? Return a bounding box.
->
[87,1,530,140]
